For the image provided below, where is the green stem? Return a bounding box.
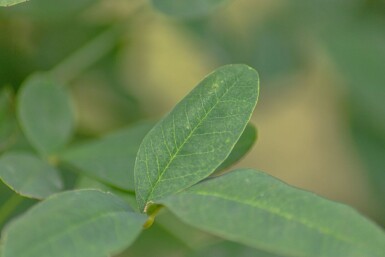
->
[143,204,164,229]
[50,24,122,84]
[0,194,23,228]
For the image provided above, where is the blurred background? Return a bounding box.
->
[0,0,384,256]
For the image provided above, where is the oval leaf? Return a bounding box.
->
[215,123,257,173]
[150,0,228,18]
[1,190,146,257]
[160,169,385,257]
[17,73,74,155]
[134,64,259,212]
[0,152,63,199]
[60,122,154,191]
[0,0,27,7]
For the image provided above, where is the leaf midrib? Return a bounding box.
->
[144,76,241,206]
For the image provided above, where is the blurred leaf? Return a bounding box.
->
[117,223,191,257]
[0,0,27,7]
[134,64,259,212]
[61,121,154,191]
[1,190,146,257]
[0,193,23,229]
[186,16,304,82]
[4,0,95,20]
[322,19,385,133]
[160,169,385,257]
[350,117,385,224]
[0,88,17,153]
[215,123,257,173]
[188,241,283,257]
[320,18,385,223]
[76,176,138,211]
[0,152,63,199]
[156,210,220,249]
[17,73,75,156]
[150,0,228,19]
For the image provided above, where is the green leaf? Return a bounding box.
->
[17,73,75,155]
[215,123,257,173]
[61,122,154,191]
[150,0,228,18]
[134,64,259,212]
[118,223,191,257]
[160,169,385,257]
[156,210,220,249]
[5,0,95,20]
[0,152,63,199]
[75,176,138,212]
[188,241,283,257]
[0,0,27,7]
[1,190,146,257]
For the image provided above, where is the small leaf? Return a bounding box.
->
[0,0,27,7]
[1,190,146,257]
[215,123,257,173]
[134,64,259,212]
[160,169,385,257]
[60,122,154,191]
[17,73,75,155]
[150,0,228,18]
[0,152,63,199]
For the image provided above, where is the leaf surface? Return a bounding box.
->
[188,241,283,257]
[0,0,27,7]
[1,190,146,257]
[160,169,385,257]
[61,122,154,191]
[134,64,259,211]
[17,73,74,155]
[75,176,138,211]
[215,123,257,173]
[150,0,228,18]
[0,152,62,199]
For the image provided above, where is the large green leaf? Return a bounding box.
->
[160,169,385,257]
[1,190,146,257]
[0,0,27,7]
[134,64,259,212]
[17,73,75,156]
[60,122,154,191]
[215,123,257,173]
[0,152,62,199]
[150,0,228,18]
